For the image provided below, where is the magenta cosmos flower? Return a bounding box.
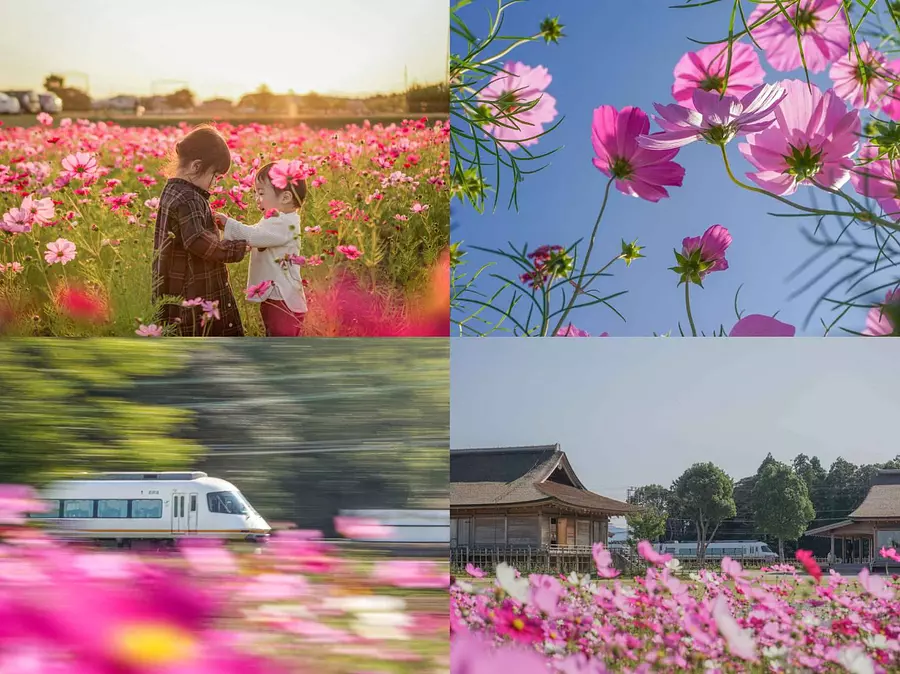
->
[829,41,900,111]
[683,224,732,276]
[748,0,849,73]
[639,84,787,150]
[738,80,860,196]
[44,238,76,265]
[60,152,99,181]
[672,42,765,109]
[862,289,899,336]
[729,314,796,336]
[481,61,558,148]
[591,106,685,202]
[849,145,900,219]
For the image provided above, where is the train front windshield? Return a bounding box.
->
[761,545,775,554]
[207,491,252,515]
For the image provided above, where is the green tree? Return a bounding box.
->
[626,484,669,544]
[0,340,203,485]
[165,88,195,110]
[752,461,815,561]
[671,463,736,565]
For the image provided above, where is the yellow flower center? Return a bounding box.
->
[512,618,525,631]
[113,623,197,666]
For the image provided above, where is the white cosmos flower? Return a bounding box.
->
[496,562,530,603]
[665,558,681,571]
[838,647,875,674]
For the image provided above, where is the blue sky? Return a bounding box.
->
[451,338,900,515]
[452,1,892,337]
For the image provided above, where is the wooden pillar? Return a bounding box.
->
[830,535,835,561]
[503,515,508,546]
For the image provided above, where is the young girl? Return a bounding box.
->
[214,162,308,337]
[152,125,249,337]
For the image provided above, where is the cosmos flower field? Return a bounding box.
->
[450,541,900,673]
[0,114,449,336]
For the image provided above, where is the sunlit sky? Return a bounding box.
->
[0,0,447,99]
[451,339,899,525]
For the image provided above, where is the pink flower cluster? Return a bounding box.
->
[451,541,900,672]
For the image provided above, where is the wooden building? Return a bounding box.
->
[805,469,900,569]
[450,445,636,573]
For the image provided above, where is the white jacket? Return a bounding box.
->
[223,211,308,313]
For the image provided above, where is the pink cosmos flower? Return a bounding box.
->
[245,280,274,300]
[20,195,55,225]
[135,323,163,337]
[333,516,394,540]
[712,594,758,661]
[200,300,221,328]
[182,297,205,308]
[748,0,850,73]
[1,207,33,234]
[682,224,732,276]
[729,314,797,337]
[144,197,160,210]
[336,244,362,260]
[862,289,899,336]
[36,111,53,126]
[850,145,900,219]
[410,202,429,214]
[60,152,99,180]
[44,238,76,265]
[591,105,686,202]
[829,41,900,111]
[637,540,672,566]
[372,560,447,589]
[451,631,548,674]
[481,61,558,148]
[672,42,765,109]
[465,563,486,579]
[880,546,900,563]
[492,607,545,644]
[640,84,787,150]
[0,485,47,524]
[591,543,621,579]
[795,549,823,582]
[268,159,312,189]
[739,80,860,196]
[858,568,894,600]
[556,325,593,337]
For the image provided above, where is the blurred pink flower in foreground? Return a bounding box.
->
[862,289,899,336]
[729,314,796,337]
[372,560,447,589]
[44,238,77,265]
[268,159,313,189]
[0,485,47,524]
[749,0,849,73]
[739,80,860,196]
[637,540,672,565]
[850,146,900,220]
[334,516,394,540]
[451,631,548,674]
[640,84,786,150]
[591,105,685,202]
[481,61,558,148]
[672,42,765,108]
[682,224,732,276]
[830,41,900,112]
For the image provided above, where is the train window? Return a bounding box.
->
[131,499,163,519]
[28,499,61,518]
[62,500,93,518]
[761,545,774,554]
[207,492,248,515]
[97,499,129,518]
[190,495,197,513]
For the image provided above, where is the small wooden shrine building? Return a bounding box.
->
[805,469,900,568]
[450,444,636,573]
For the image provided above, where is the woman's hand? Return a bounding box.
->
[213,212,227,229]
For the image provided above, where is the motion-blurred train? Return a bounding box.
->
[29,472,271,545]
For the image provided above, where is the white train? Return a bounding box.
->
[653,540,778,561]
[29,472,270,544]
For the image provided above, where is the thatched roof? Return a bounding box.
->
[450,445,635,515]
[849,470,900,520]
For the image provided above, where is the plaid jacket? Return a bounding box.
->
[152,178,247,336]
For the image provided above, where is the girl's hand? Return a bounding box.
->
[213,212,227,229]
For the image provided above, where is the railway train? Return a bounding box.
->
[608,540,778,561]
[28,472,270,544]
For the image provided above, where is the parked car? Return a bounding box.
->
[4,90,40,114]
[0,93,21,114]
[39,93,62,113]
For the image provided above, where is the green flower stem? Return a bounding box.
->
[719,145,900,232]
[548,178,614,336]
[480,34,542,66]
[684,283,698,338]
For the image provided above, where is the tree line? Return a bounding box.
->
[626,453,900,563]
[0,340,449,535]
